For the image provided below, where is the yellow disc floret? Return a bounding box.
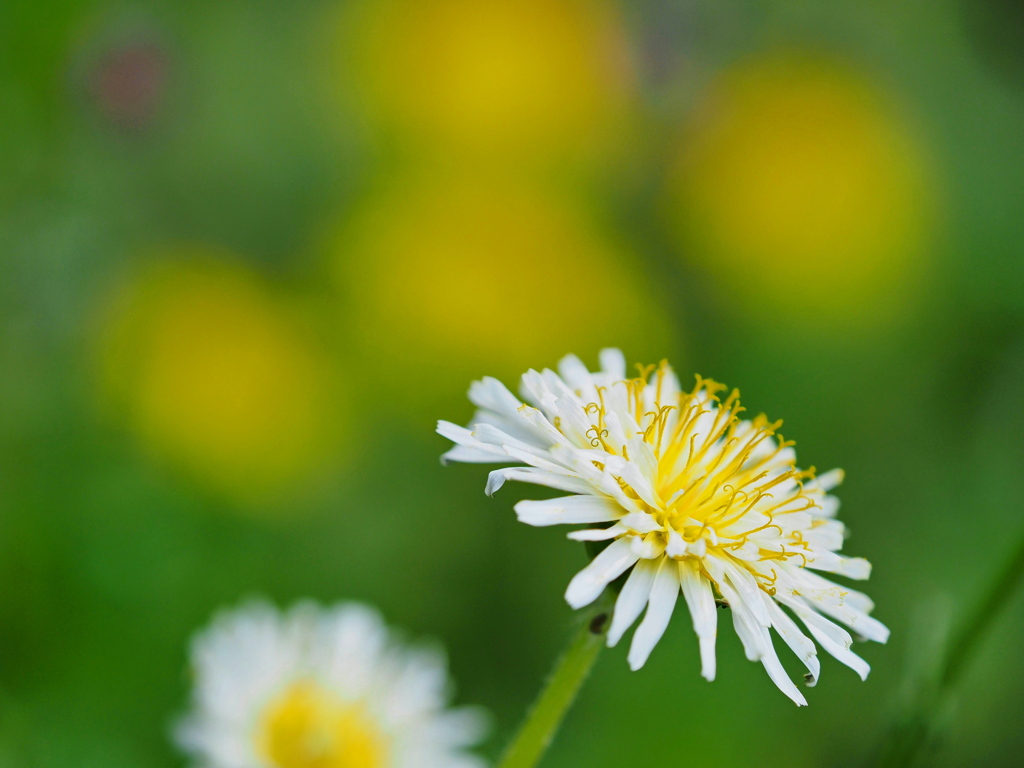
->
[575,366,820,595]
[258,681,388,768]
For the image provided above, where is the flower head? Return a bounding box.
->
[176,600,487,768]
[439,349,888,705]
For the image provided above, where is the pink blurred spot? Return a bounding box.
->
[89,41,167,133]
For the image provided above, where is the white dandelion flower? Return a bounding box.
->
[175,600,488,768]
[438,349,889,705]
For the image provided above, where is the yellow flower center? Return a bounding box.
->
[653,385,811,538]
[257,681,389,768]
[583,365,819,584]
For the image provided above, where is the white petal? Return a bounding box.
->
[801,519,847,550]
[798,570,876,614]
[720,561,771,627]
[829,607,889,644]
[519,369,576,414]
[778,593,851,646]
[726,588,768,662]
[512,406,574,448]
[768,509,814,533]
[794,603,870,680]
[627,557,680,670]
[592,467,646,516]
[614,459,662,510]
[755,623,808,706]
[790,577,890,644]
[604,381,632,428]
[514,496,622,527]
[780,596,872,680]
[602,410,629,453]
[518,369,554,409]
[679,560,718,681]
[436,420,478,444]
[557,354,598,399]
[838,585,876,614]
[764,596,819,685]
[666,529,687,557]
[599,348,627,380]
[629,534,667,560]
[813,468,845,492]
[500,443,578,475]
[467,423,557,458]
[564,538,640,609]
[816,495,841,517]
[625,437,659,485]
[469,376,522,412]
[619,512,663,534]
[607,559,659,647]
[806,552,872,580]
[441,444,511,465]
[810,625,871,681]
[437,421,507,460]
[430,707,491,748]
[439,413,545,460]
[469,407,546,447]
[548,396,595,447]
[485,467,595,497]
[567,524,628,541]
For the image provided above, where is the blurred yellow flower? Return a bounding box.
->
[97,252,339,504]
[667,53,936,329]
[331,175,673,400]
[343,0,635,166]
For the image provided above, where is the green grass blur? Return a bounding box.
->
[2,0,1024,765]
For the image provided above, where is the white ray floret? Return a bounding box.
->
[439,349,888,705]
[175,600,487,768]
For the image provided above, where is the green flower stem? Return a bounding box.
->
[939,527,1024,692]
[497,598,612,768]
[876,525,1024,767]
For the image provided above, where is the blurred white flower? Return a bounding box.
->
[175,600,487,768]
[439,349,888,705]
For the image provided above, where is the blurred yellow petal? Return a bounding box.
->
[330,174,674,402]
[667,53,938,330]
[342,0,635,167]
[97,251,340,505]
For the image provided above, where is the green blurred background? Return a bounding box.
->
[2,0,1024,765]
